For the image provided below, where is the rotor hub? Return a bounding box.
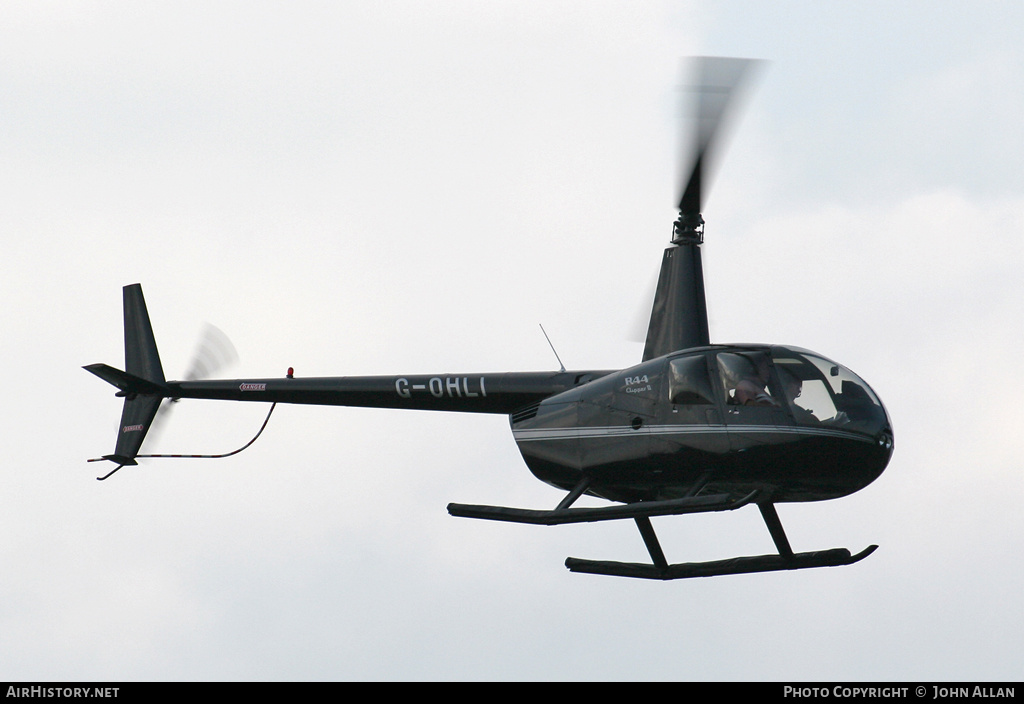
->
[672,212,704,245]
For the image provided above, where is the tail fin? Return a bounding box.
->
[85,284,169,474]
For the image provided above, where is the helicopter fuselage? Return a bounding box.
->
[512,344,893,505]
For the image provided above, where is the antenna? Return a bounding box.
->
[539,324,566,373]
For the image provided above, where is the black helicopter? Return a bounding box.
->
[86,58,894,580]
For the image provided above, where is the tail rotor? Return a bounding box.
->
[86,285,266,480]
[149,322,238,444]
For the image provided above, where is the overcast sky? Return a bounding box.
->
[2,1,1023,681]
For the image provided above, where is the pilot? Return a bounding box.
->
[779,368,817,423]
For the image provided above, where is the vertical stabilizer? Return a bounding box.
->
[85,284,169,474]
[123,283,165,385]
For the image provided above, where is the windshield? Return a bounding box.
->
[771,348,889,436]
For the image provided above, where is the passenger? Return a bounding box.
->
[734,356,778,407]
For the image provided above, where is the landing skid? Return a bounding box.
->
[448,483,877,580]
[447,490,758,525]
[565,545,877,580]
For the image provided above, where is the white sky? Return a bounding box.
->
[2,0,1023,681]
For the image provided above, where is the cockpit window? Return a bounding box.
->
[772,350,888,433]
[717,351,779,407]
[668,355,715,405]
[775,364,838,423]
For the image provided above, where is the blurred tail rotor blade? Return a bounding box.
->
[147,323,238,449]
[182,323,238,381]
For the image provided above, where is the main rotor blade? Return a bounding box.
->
[677,57,760,221]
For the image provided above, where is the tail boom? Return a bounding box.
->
[87,284,613,475]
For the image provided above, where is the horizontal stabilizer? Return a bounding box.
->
[83,363,168,396]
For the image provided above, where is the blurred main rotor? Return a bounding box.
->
[673,56,761,244]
